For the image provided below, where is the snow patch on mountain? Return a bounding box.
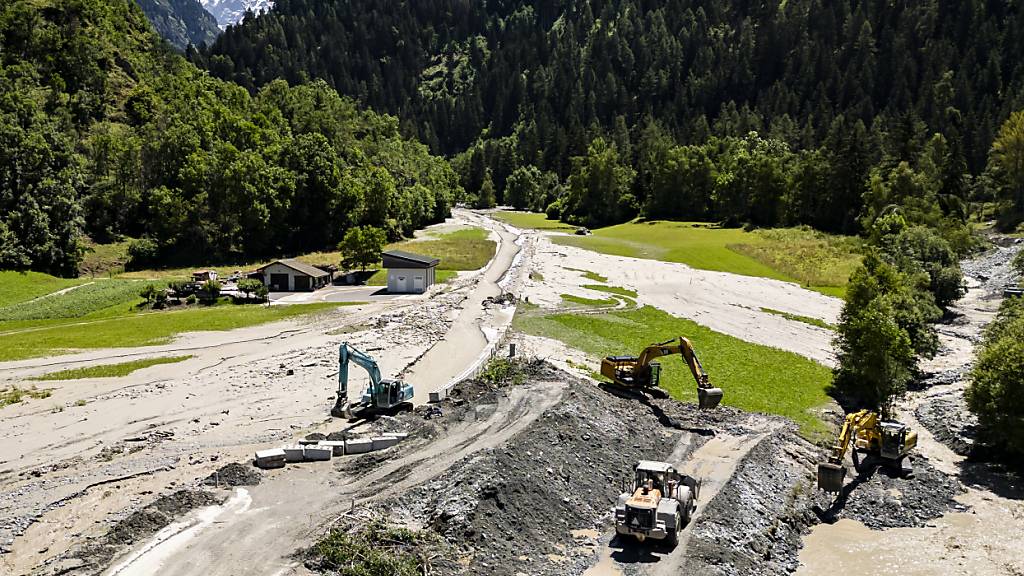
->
[200,0,272,28]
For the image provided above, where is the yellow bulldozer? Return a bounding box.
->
[600,336,723,409]
[817,409,918,492]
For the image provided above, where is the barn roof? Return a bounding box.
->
[382,250,440,268]
[259,259,330,278]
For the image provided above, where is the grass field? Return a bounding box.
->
[0,271,86,308]
[564,268,608,283]
[561,294,618,307]
[514,304,833,438]
[493,211,576,231]
[583,284,638,298]
[0,279,154,321]
[367,228,496,285]
[547,221,859,297]
[0,302,345,362]
[761,308,836,331]
[32,355,193,380]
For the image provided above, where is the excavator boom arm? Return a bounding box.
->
[338,342,383,404]
[635,337,710,389]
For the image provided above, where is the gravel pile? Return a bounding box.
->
[203,463,262,487]
[392,375,709,576]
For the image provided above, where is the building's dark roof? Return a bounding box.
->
[258,258,330,277]
[382,250,440,268]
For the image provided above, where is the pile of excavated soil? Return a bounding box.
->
[810,456,964,530]
[685,431,822,576]
[392,376,702,576]
[36,489,222,575]
[915,393,978,456]
[203,462,262,487]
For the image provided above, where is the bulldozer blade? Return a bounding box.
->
[697,387,724,410]
[817,462,847,492]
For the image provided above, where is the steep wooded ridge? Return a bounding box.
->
[199,0,1024,229]
[0,0,459,276]
[134,0,221,50]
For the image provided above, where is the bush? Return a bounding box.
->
[168,280,195,297]
[967,321,1024,459]
[140,283,159,304]
[126,238,159,270]
[237,278,268,301]
[186,294,197,305]
[198,280,221,302]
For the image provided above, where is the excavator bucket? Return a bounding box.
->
[817,462,847,493]
[697,387,724,410]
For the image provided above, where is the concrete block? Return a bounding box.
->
[303,445,333,461]
[318,441,346,456]
[388,432,409,441]
[371,436,400,450]
[283,445,305,462]
[254,448,286,469]
[346,438,373,454]
[428,388,448,403]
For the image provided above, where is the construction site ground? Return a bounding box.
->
[0,211,1021,576]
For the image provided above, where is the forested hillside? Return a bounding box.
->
[200,0,1024,231]
[135,0,220,50]
[0,0,459,277]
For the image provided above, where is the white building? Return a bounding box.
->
[258,259,331,292]
[381,250,440,294]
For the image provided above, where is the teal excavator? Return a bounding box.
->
[331,342,415,418]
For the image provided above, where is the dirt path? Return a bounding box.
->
[795,244,1024,576]
[407,209,524,404]
[584,429,773,576]
[105,380,566,576]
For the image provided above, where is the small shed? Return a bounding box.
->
[382,250,440,294]
[192,270,218,282]
[258,259,331,292]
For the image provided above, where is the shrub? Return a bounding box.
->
[198,280,221,302]
[139,283,159,304]
[168,280,194,297]
[967,321,1024,459]
[126,238,159,270]
[186,294,197,305]
[237,278,268,301]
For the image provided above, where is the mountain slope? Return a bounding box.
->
[0,0,457,276]
[201,0,272,28]
[197,0,1024,230]
[135,0,220,49]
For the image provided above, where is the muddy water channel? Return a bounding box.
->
[796,243,1024,576]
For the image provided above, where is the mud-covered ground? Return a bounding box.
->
[303,361,968,576]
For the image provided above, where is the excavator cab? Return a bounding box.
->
[878,422,908,460]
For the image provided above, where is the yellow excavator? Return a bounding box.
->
[817,409,918,492]
[600,337,723,409]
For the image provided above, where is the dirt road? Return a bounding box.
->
[0,210,522,575]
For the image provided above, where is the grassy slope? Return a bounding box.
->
[0,272,86,307]
[506,217,858,297]
[32,355,193,380]
[0,271,349,361]
[0,302,344,362]
[514,305,832,438]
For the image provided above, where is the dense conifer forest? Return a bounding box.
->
[199,0,1024,231]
